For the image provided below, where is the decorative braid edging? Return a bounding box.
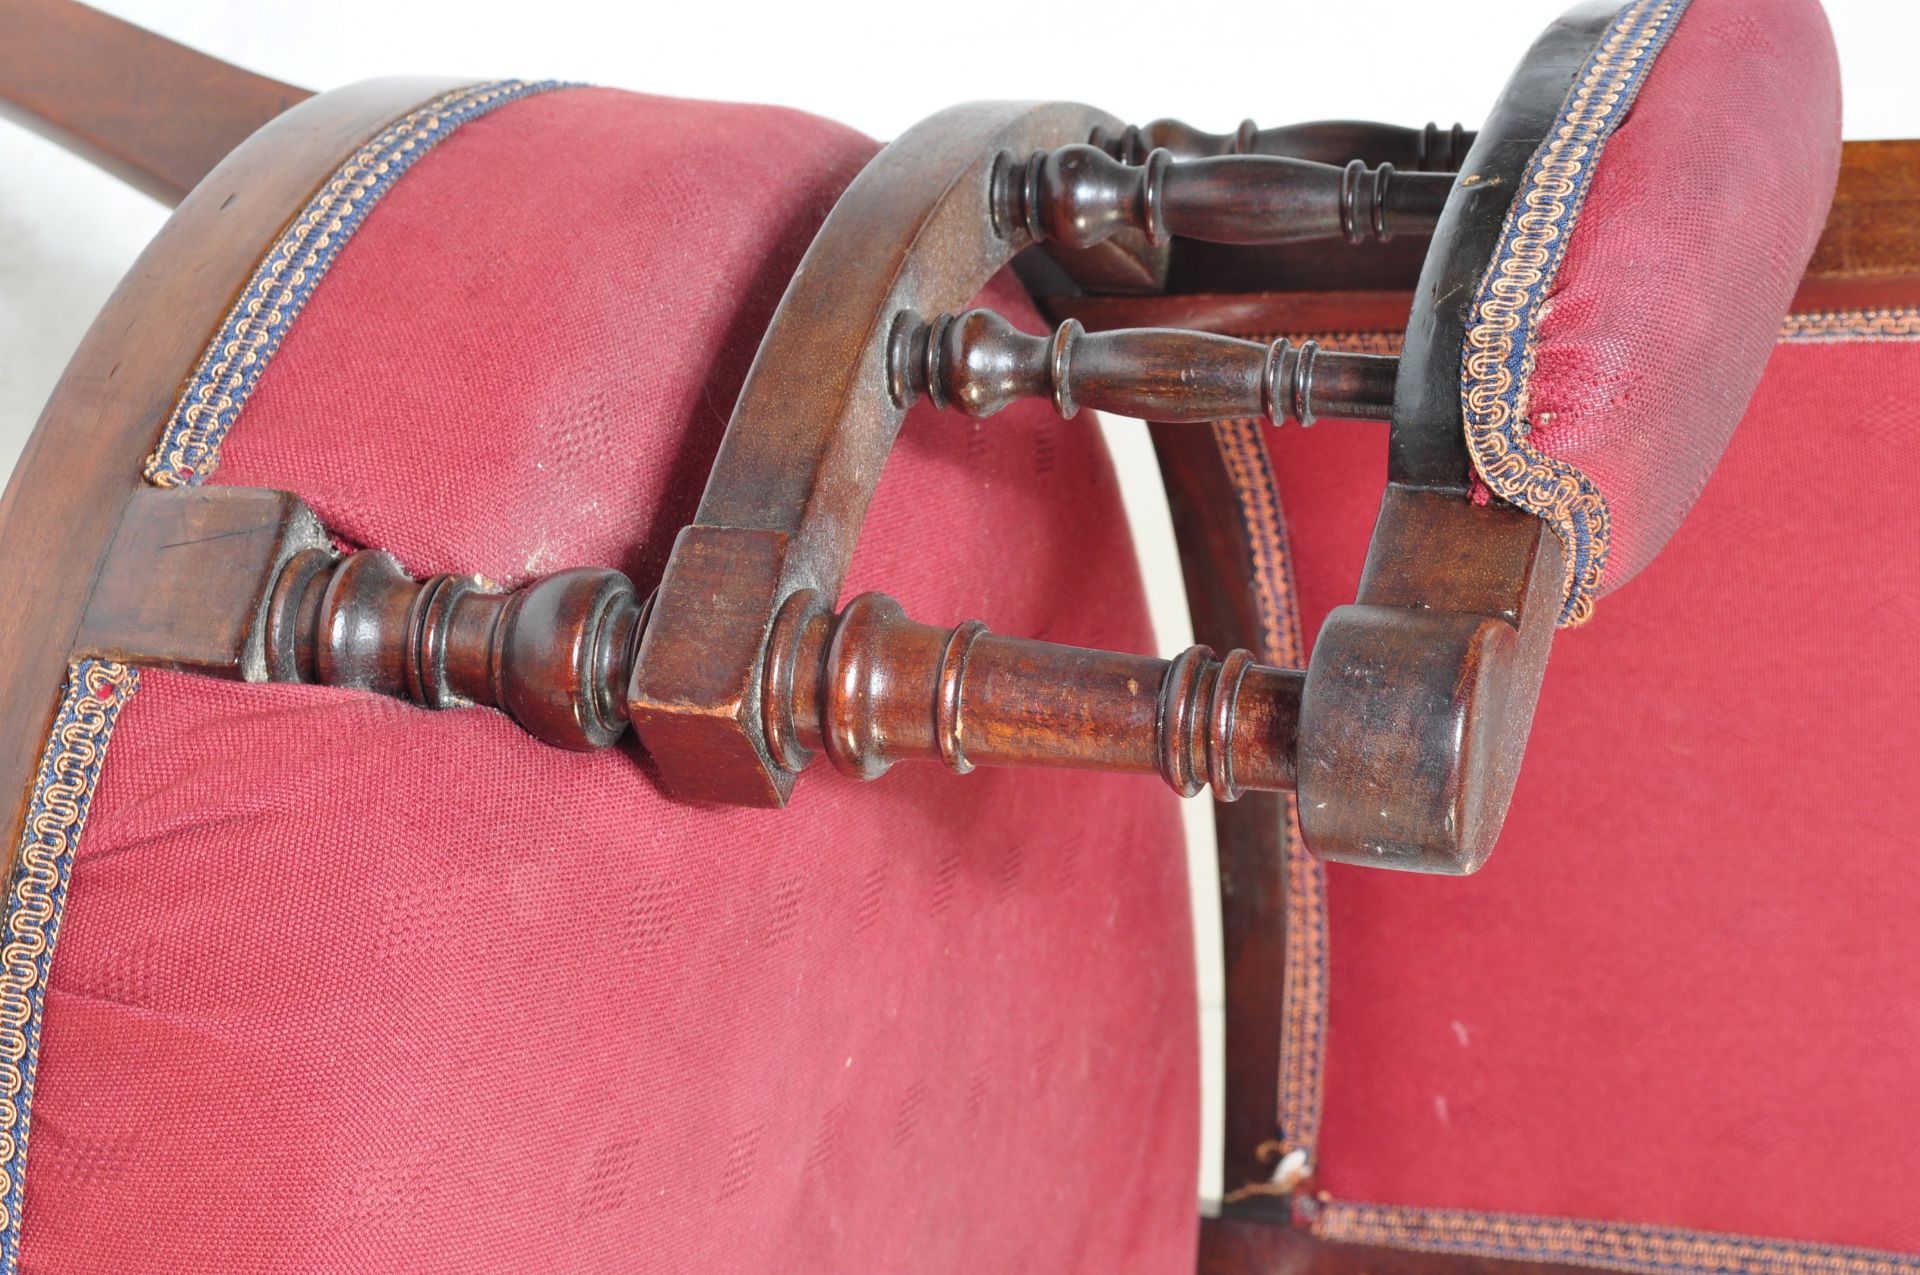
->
[145,78,565,486]
[1303,1199,1920,1275]
[1213,329,1400,1179]
[1212,420,1323,1169]
[1780,308,1920,343]
[1460,0,1691,626]
[1198,310,1909,1190]
[0,79,570,1275]
[0,661,137,1250]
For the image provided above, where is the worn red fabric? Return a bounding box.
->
[20,90,1197,1272]
[1269,335,1920,1248]
[1513,0,1841,600]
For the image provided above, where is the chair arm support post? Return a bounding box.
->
[769,591,1301,801]
[995,143,1453,249]
[261,547,646,751]
[890,308,1398,426]
[1089,117,1476,170]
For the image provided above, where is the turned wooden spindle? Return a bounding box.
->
[1089,118,1476,171]
[992,143,1453,249]
[252,543,1304,800]
[889,307,1398,426]
[765,591,1301,801]
[262,547,646,750]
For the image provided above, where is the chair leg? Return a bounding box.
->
[0,0,309,205]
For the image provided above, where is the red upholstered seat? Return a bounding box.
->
[1258,0,1920,1264]
[15,88,1197,1272]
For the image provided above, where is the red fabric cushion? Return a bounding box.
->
[1270,329,1920,1250]
[1465,0,1841,621]
[21,89,1197,1272]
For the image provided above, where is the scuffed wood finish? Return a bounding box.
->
[0,76,467,883]
[1048,289,1419,339]
[1266,2,1631,872]
[0,0,310,205]
[1120,0,1612,1221]
[105,486,1309,796]
[8,7,1918,1271]
[1299,491,1560,873]
[623,99,1457,813]
[76,487,327,680]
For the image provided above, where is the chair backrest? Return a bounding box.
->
[0,1,1889,1272]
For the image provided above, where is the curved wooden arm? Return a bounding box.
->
[626,101,1145,807]
[0,0,309,204]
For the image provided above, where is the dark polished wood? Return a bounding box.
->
[1152,423,1300,1206]
[1093,118,1476,171]
[1000,145,1452,249]
[0,76,468,885]
[264,550,646,751]
[627,102,1149,808]
[76,486,326,681]
[7,8,1920,1274]
[1055,137,1920,334]
[1200,1214,1603,1275]
[1047,289,1419,339]
[1299,489,1560,873]
[1794,138,1920,311]
[1123,1,1616,1219]
[0,0,310,205]
[127,496,1308,797]
[892,309,1397,426]
[1272,3,1625,872]
[774,591,1299,798]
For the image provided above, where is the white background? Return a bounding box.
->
[1,0,1913,1208]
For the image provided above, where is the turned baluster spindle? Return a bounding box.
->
[889,308,1397,426]
[766,591,1301,801]
[263,547,646,750]
[994,143,1452,249]
[1090,118,1475,171]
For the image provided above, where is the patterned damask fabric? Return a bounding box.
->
[1267,328,1920,1267]
[13,87,1199,1273]
[1462,0,1842,622]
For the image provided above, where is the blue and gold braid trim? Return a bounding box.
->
[1212,417,1326,1178]
[1301,1199,1920,1275]
[0,78,568,1273]
[1460,0,1691,626]
[1194,332,1400,1203]
[147,78,565,486]
[0,661,137,1252]
[1780,308,1920,343]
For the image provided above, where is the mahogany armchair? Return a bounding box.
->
[0,0,1915,1272]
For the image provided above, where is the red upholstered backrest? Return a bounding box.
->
[19,89,1197,1272]
[1252,2,1917,1262]
[1464,0,1842,622]
[1275,324,1920,1265]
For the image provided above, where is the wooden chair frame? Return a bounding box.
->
[4,3,1918,1271]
